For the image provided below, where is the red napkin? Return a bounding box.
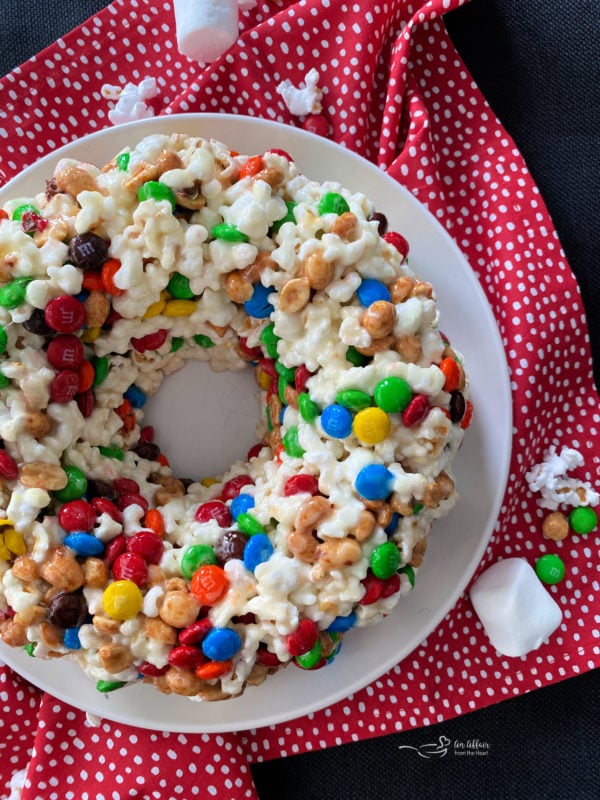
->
[1,1,599,797]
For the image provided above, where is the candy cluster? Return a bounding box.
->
[0,134,471,700]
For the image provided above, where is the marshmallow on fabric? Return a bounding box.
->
[469,558,563,657]
[173,0,239,63]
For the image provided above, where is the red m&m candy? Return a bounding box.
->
[49,370,80,404]
[47,334,84,369]
[58,499,97,532]
[44,295,87,333]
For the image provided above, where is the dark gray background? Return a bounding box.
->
[2,2,599,798]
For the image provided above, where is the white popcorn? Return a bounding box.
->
[276,68,323,116]
[525,445,599,510]
[470,558,562,657]
[102,77,158,126]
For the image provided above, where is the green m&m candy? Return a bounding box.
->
[318,192,350,216]
[569,506,597,535]
[181,544,217,579]
[138,181,176,212]
[53,465,88,502]
[374,377,412,413]
[370,541,401,580]
[535,554,566,585]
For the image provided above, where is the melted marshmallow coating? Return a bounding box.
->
[0,134,471,700]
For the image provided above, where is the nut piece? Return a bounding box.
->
[22,411,52,439]
[83,557,109,588]
[279,277,311,314]
[362,300,396,339]
[92,614,121,634]
[1,619,28,647]
[295,496,332,533]
[98,643,135,674]
[354,510,376,541]
[144,616,178,644]
[317,536,362,568]
[159,590,200,628]
[411,281,433,299]
[287,528,319,563]
[225,271,254,303]
[542,511,570,541]
[331,211,357,238]
[355,334,395,357]
[394,334,423,363]
[53,165,101,197]
[39,621,62,649]
[11,555,39,582]
[84,291,111,327]
[389,276,415,303]
[254,166,284,189]
[20,462,68,491]
[155,149,184,174]
[421,471,455,509]
[153,476,185,506]
[40,546,85,591]
[14,604,47,626]
[304,251,335,291]
[165,666,205,696]
[409,537,428,568]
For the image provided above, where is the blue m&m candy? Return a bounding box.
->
[357,279,391,306]
[354,464,394,501]
[321,404,353,438]
[64,627,82,650]
[64,532,104,557]
[230,493,255,520]
[244,284,275,319]
[326,612,357,633]
[124,384,147,408]
[243,533,274,572]
[201,627,242,661]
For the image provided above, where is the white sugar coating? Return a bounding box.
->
[0,133,470,701]
[469,558,563,657]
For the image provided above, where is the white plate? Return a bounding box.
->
[0,114,512,732]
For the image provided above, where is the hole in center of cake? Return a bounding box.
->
[142,360,260,481]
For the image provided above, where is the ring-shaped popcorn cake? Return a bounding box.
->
[0,134,472,701]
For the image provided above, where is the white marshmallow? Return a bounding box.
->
[469,558,562,657]
[173,0,239,63]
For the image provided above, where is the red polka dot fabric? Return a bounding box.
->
[1,1,599,797]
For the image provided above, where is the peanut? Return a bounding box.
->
[361,301,396,339]
[354,510,376,542]
[84,291,110,327]
[283,384,299,409]
[147,564,166,587]
[421,471,455,508]
[195,683,232,702]
[155,149,184,174]
[22,411,52,439]
[124,161,160,192]
[391,495,414,516]
[39,621,62,650]
[225,271,253,303]
[1,619,28,647]
[14,604,46,626]
[98,643,135,674]
[389,276,415,303]
[304,251,334,291]
[409,537,428,568]
[355,334,395,356]
[40,546,85,591]
[394,334,423,363]
[92,614,121,634]
[376,504,393,528]
[246,663,270,687]
[33,217,69,247]
[542,511,570,541]
[316,536,362,568]
[165,666,204,696]
[411,281,433,299]
[254,166,284,188]
[154,477,185,506]
[164,577,188,593]
[279,277,311,314]
[11,555,39,582]
[144,616,178,644]
[83,557,109,589]
[295,496,332,533]
[287,528,319,563]
[20,462,68,491]
[331,211,357,238]
[244,251,276,283]
[53,165,101,197]
[159,590,200,628]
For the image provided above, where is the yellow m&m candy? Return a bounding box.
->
[353,407,391,444]
[102,580,143,621]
